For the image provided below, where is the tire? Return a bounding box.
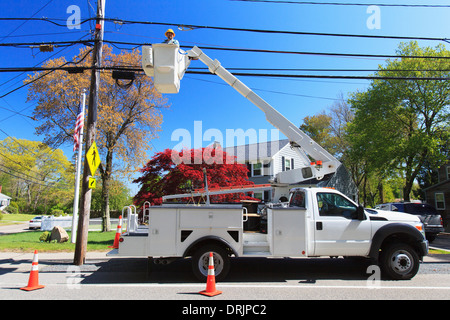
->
[379,242,420,280]
[191,244,230,282]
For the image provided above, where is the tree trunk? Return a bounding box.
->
[101,180,110,232]
[101,149,113,232]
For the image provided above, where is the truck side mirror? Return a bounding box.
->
[357,205,366,220]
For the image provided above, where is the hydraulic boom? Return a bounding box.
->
[142,44,341,185]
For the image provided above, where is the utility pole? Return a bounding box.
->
[74,0,105,265]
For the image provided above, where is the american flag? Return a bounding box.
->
[73,103,84,152]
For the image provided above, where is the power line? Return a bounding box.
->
[229,0,450,8]
[2,65,450,74]
[0,0,55,42]
[190,67,450,73]
[3,16,444,43]
[0,47,93,99]
[0,64,448,81]
[181,44,450,60]
[0,162,53,187]
[0,16,94,28]
[0,167,54,188]
[4,38,449,60]
[185,70,450,81]
[0,39,93,48]
[98,40,450,60]
[101,18,449,43]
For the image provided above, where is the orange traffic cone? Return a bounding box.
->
[108,215,122,249]
[21,250,45,291]
[199,252,222,297]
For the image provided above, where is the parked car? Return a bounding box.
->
[28,216,43,230]
[375,202,444,242]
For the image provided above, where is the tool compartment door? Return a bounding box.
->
[269,208,307,257]
[148,208,177,256]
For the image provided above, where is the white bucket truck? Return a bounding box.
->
[107,44,428,281]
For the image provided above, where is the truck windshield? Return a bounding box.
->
[289,191,305,207]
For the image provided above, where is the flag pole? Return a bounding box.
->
[71,89,86,243]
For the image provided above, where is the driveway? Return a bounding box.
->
[0,222,29,235]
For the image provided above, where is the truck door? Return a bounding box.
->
[313,191,371,256]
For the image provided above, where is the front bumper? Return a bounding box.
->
[420,239,429,258]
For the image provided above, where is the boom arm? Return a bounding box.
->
[144,44,341,184]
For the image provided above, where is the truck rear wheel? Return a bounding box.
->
[191,245,230,282]
[379,242,419,280]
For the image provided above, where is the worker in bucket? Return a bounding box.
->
[163,29,179,45]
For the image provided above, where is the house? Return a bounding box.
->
[424,161,450,231]
[225,139,358,202]
[0,186,11,211]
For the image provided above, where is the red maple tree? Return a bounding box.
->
[133,146,259,207]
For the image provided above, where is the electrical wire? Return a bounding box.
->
[0,64,448,81]
[2,38,448,61]
[0,47,93,99]
[2,65,450,75]
[2,16,445,43]
[185,70,450,81]
[181,44,450,60]
[0,17,94,28]
[101,18,449,43]
[0,167,54,188]
[229,0,450,8]
[0,40,92,48]
[0,0,55,42]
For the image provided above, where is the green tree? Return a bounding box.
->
[0,137,74,213]
[91,178,131,215]
[347,41,450,201]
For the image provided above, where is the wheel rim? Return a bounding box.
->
[198,251,224,277]
[390,250,413,275]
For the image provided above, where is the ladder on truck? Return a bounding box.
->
[121,204,148,235]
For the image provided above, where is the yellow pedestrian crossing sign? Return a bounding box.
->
[88,177,96,189]
[86,141,100,176]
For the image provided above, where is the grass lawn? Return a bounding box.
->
[0,230,115,252]
[429,248,450,254]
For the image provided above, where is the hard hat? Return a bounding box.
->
[165,29,175,37]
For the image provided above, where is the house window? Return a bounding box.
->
[285,158,291,171]
[252,162,262,177]
[281,156,294,171]
[254,192,263,200]
[447,166,450,180]
[252,191,271,202]
[435,193,445,210]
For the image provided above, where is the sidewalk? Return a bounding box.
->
[0,251,111,272]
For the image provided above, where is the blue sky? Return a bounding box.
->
[0,0,449,193]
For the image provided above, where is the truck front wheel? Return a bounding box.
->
[191,245,230,282]
[379,242,420,280]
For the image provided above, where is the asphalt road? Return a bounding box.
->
[0,221,29,235]
[1,223,449,305]
[1,251,449,302]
